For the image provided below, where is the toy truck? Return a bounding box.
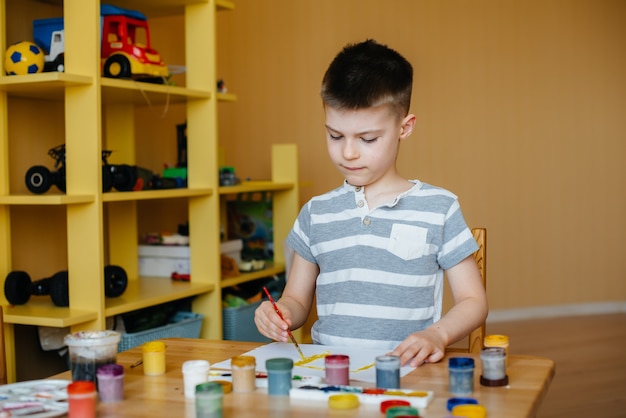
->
[33,4,168,81]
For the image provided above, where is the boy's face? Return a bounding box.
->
[324,104,414,188]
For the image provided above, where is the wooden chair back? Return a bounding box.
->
[0,307,6,384]
[447,227,487,354]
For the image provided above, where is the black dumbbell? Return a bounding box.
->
[4,265,128,307]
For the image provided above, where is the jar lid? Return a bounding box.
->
[196,382,224,394]
[265,357,294,371]
[385,405,420,417]
[325,354,349,365]
[328,393,359,409]
[480,374,509,387]
[64,330,120,347]
[447,397,478,411]
[380,399,411,413]
[97,363,124,377]
[375,355,401,370]
[67,381,96,395]
[142,341,166,353]
[448,357,475,370]
[232,355,256,367]
[451,404,487,418]
[484,334,509,346]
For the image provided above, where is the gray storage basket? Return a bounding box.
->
[118,311,203,352]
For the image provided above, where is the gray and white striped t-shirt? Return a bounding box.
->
[286,180,478,350]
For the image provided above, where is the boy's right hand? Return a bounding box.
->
[254,300,293,342]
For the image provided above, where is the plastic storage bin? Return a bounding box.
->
[223,301,270,343]
[118,312,203,352]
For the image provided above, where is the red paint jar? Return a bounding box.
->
[325,354,350,386]
[68,381,96,418]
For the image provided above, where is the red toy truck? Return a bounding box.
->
[33,4,168,81]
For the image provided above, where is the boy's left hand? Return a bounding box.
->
[388,328,447,367]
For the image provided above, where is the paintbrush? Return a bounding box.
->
[263,286,305,360]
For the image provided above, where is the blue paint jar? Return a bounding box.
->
[375,355,401,389]
[266,358,293,396]
[448,357,475,396]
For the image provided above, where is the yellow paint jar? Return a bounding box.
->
[142,341,166,376]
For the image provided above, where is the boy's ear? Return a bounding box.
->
[400,114,416,139]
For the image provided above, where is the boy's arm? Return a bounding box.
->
[254,252,319,342]
[390,255,488,367]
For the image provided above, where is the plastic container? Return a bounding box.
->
[182,360,211,399]
[448,357,475,396]
[480,347,509,386]
[325,354,350,386]
[142,341,166,376]
[266,358,293,396]
[484,334,509,365]
[385,405,420,417]
[231,355,256,392]
[96,363,124,402]
[375,355,401,389]
[67,380,96,418]
[195,382,224,418]
[64,330,120,384]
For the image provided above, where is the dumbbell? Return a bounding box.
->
[4,265,128,307]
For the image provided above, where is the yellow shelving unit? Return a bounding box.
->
[0,0,298,383]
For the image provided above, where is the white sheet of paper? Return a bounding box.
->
[211,342,415,383]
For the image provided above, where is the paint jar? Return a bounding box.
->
[484,334,509,365]
[375,355,401,389]
[195,382,224,418]
[325,354,350,386]
[452,404,487,418]
[385,405,420,417]
[231,355,256,392]
[328,393,359,409]
[142,341,167,376]
[67,380,96,418]
[64,330,120,385]
[96,363,124,402]
[182,360,211,399]
[448,357,475,396]
[480,347,509,386]
[265,358,293,396]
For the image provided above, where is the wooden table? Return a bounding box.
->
[52,338,555,417]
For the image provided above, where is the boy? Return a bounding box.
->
[255,39,488,367]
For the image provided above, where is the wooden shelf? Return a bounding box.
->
[105,277,215,317]
[102,188,212,202]
[0,194,94,205]
[221,262,286,288]
[217,92,237,102]
[2,277,214,326]
[219,181,294,195]
[101,77,210,105]
[0,72,92,100]
[3,302,98,327]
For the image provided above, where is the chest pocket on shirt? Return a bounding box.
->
[388,224,428,260]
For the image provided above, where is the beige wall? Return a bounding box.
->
[215,0,626,312]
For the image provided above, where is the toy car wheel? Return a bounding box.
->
[52,55,64,73]
[103,55,131,79]
[112,164,137,191]
[102,166,113,192]
[54,166,67,193]
[104,265,127,297]
[49,271,69,307]
[25,165,52,194]
[4,271,32,305]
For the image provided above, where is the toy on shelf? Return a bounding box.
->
[3,265,127,307]
[31,4,167,81]
[4,41,44,75]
